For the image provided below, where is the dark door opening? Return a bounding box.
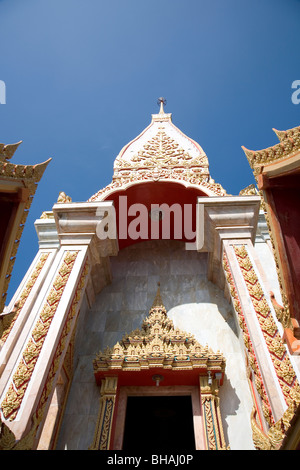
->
[122,395,196,451]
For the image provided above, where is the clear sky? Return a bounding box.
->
[1,0,300,302]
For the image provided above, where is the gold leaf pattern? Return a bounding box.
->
[0,251,78,421]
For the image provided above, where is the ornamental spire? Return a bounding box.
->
[157,97,167,115]
[151,282,164,309]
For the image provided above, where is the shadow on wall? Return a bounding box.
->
[219,373,241,448]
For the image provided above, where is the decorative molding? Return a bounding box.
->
[89,108,227,202]
[0,251,78,421]
[224,245,300,449]
[222,252,274,428]
[32,260,90,448]
[0,141,51,310]
[200,376,228,450]
[89,376,118,450]
[92,286,227,450]
[0,141,51,312]
[250,400,300,450]
[273,125,300,142]
[0,142,22,162]
[242,126,300,176]
[56,192,72,203]
[233,245,300,406]
[93,285,226,376]
[0,252,50,345]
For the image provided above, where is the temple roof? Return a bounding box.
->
[89,100,227,201]
[114,99,208,174]
[242,124,300,176]
[0,141,51,310]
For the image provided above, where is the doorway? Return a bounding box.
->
[122,395,196,451]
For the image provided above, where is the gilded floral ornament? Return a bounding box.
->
[0,251,78,421]
[233,245,299,405]
[0,141,22,162]
[94,285,226,376]
[224,247,300,449]
[57,191,72,203]
[89,104,227,201]
[0,140,51,311]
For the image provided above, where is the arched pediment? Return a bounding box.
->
[93,285,226,385]
[89,102,227,203]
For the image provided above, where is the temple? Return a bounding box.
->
[0,100,300,450]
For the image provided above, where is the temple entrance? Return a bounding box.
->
[122,395,196,451]
[92,284,227,451]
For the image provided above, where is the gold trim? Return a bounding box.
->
[0,252,50,345]
[242,126,300,172]
[93,285,226,375]
[89,377,118,450]
[223,251,274,430]
[200,376,228,450]
[0,251,78,421]
[233,245,300,406]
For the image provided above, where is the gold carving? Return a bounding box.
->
[242,128,300,173]
[233,244,299,407]
[200,376,228,450]
[116,128,209,172]
[0,253,50,345]
[92,286,227,451]
[270,291,292,330]
[40,211,54,219]
[0,416,16,450]
[223,252,275,429]
[251,399,300,450]
[0,141,22,162]
[0,251,78,421]
[90,377,118,451]
[227,245,300,449]
[239,184,259,196]
[89,110,227,202]
[0,141,51,311]
[30,260,90,447]
[57,191,72,203]
[94,285,226,375]
[0,412,42,450]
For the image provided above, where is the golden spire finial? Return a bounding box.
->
[151,282,164,308]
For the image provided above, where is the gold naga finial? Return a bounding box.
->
[57,191,72,203]
[0,141,22,162]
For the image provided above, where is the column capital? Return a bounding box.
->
[196,195,261,288]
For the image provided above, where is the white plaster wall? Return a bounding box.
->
[56,240,254,450]
[254,241,282,302]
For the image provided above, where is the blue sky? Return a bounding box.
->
[1,0,300,302]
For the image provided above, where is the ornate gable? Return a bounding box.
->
[89,100,227,201]
[242,124,300,177]
[93,284,226,376]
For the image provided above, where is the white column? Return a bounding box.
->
[0,202,118,443]
[195,196,299,428]
[223,240,288,424]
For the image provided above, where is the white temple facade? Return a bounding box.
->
[1,101,299,451]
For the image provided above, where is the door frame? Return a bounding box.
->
[113,385,206,450]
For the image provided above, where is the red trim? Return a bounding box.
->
[95,367,223,388]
